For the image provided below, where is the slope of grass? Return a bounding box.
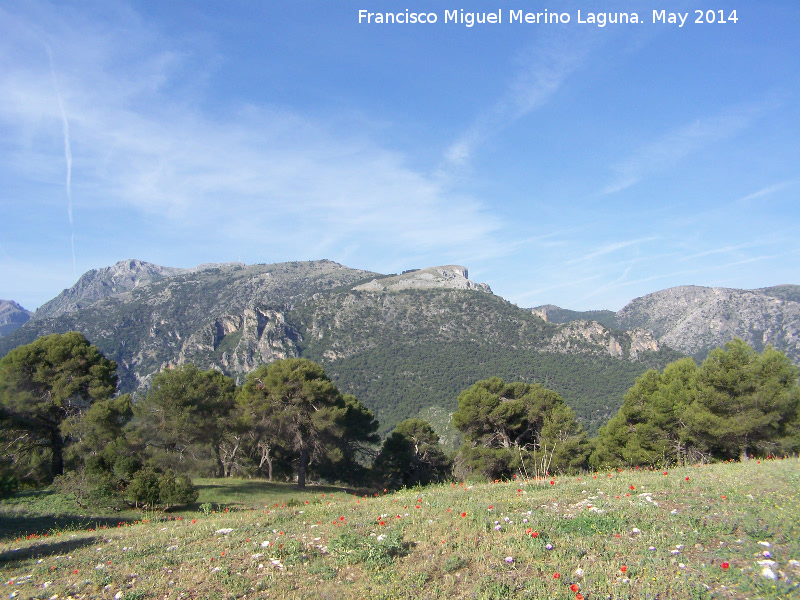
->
[1,459,799,599]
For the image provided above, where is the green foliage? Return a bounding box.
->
[591,358,701,468]
[592,340,800,468]
[452,378,590,479]
[329,530,408,568]
[52,470,122,509]
[373,418,452,490]
[238,358,379,488]
[131,365,237,477]
[125,467,197,509]
[693,340,800,459]
[0,332,118,481]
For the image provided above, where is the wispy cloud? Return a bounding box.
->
[566,236,659,265]
[46,44,76,278]
[442,31,594,169]
[735,181,796,205]
[603,103,772,195]
[0,3,506,274]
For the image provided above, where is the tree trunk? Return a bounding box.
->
[50,429,64,477]
[297,446,309,489]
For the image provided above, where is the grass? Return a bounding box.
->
[1,459,798,599]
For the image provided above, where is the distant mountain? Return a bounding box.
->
[531,305,618,329]
[535,284,800,363]
[33,259,189,320]
[0,260,680,437]
[0,300,32,336]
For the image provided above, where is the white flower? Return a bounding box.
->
[215,528,234,535]
[505,556,514,563]
[761,566,778,581]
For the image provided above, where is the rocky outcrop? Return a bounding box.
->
[34,259,189,320]
[353,266,491,294]
[177,307,301,376]
[0,300,32,336]
[616,285,800,361]
[539,320,658,362]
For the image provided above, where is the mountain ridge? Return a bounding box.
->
[0,258,682,436]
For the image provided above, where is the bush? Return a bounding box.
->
[159,471,198,508]
[53,471,124,509]
[125,467,198,510]
[126,467,161,508]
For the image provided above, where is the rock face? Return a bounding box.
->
[177,307,301,374]
[540,320,659,361]
[34,259,188,320]
[353,266,491,293]
[0,300,32,336]
[615,285,800,362]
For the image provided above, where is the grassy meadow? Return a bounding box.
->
[1,459,799,599]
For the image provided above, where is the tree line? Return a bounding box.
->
[2,333,799,508]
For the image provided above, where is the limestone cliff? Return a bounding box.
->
[353,266,491,293]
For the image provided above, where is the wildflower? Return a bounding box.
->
[571,583,580,592]
[494,525,502,531]
[630,485,635,490]
[721,562,730,569]
[461,512,467,517]
[685,477,690,481]
[553,572,561,579]
[550,480,555,485]
[620,565,627,573]
[576,594,584,600]
[546,543,553,550]
[505,556,514,563]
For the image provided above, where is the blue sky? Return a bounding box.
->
[1,1,799,312]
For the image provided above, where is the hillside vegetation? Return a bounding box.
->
[0,261,682,435]
[1,459,798,599]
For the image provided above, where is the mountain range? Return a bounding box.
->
[2,259,798,440]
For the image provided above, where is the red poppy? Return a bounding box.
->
[553,572,561,579]
[571,583,580,592]
[550,480,555,485]
[620,565,627,573]
[685,477,690,481]
[576,594,584,600]
[461,512,467,517]
[721,562,730,569]
[531,531,539,538]
[630,485,635,490]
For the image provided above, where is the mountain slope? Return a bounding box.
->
[615,285,800,361]
[0,260,680,436]
[0,300,32,336]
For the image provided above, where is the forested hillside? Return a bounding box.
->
[0,260,682,438]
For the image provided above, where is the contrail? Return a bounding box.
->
[46,45,76,279]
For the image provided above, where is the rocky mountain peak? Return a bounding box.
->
[0,300,32,336]
[352,265,492,293]
[33,259,188,320]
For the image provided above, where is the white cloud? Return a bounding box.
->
[442,30,594,169]
[0,2,506,273]
[603,103,771,195]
